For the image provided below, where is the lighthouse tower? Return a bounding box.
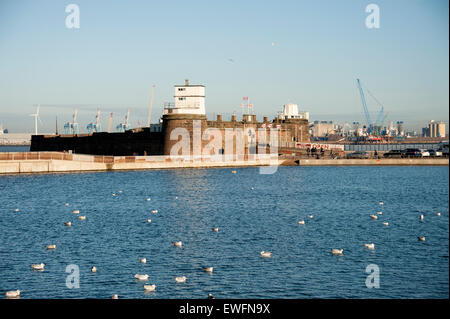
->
[161,80,208,156]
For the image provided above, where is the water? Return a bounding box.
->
[0,145,30,152]
[0,166,448,299]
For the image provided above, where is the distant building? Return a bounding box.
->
[277,103,309,121]
[311,121,335,137]
[423,120,446,137]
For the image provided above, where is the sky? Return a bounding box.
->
[0,0,448,133]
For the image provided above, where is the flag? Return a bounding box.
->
[243,97,248,100]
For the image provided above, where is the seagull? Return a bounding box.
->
[418,236,426,242]
[208,293,215,299]
[298,220,305,225]
[212,227,219,232]
[72,210,80,214]
[134,274,149,281]
[379,201,384,206]
[118,190,123,193]
[91,266,97,273]
[436,212,441,216]
[364,243,375,250]
[231,170,237,174]
[78,215,86,220]
[175,276,187,283]
[5,290,21,298]
[14,208,20,212]
[144,284,156,291]
[420,214,424,221]
[203,266,213,273]
[307,215,313,219]
[46,244,56,250]
[140,258,147,264]
[112,294,119,299]
[331,249,343,255]
[377,211,383,215]
[146,198,151,201]
[173,241,182,248]
[31,263,45,271]
[151,209,158,214]
[260,251,272,258]
[382,222,389,226]
[112,193,116,196]
[65,203,70,207]
[146,219,152,223]
[370,214,378,220]
[64,221,72,226]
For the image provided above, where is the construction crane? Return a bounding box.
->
[356,79,372,132]
[87,108,102,133]
[116,109,130,132]
[64,108,79,134]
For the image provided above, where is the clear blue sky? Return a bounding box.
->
[0,0,448,133]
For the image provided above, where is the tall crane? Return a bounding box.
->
[356,79,372,132]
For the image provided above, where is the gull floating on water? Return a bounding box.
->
[370,214,378,220]
[364,243,375,250]
[203,266,214,273]
[418,236,426,242]
[420,214,424,221]
[46,244,56,250]
[14,208,20,212]
[231,170,237,174]
[140,258,147,264]
[64,221,72,226]
[382,222,389,226]
[379,201,384,206]
[331,249,343,255]
[260,251,272,258]
[72,210,80,214]
[65,203,70,207]
[212,227,219,232]
[5,290,21,298]
[91,266,97,273]
[175,276,187,283]
[112,294,119,299]
[134,274,149,281]
[144,284,156,291]
[118,190,123,193]
[78,216,86,220]
[298,220,305,225]
[112,193,116,196]
[146,198,151,201]
[208,293,215,299]
[173,241,182,247]
[146,219,152,223]
[307,215,313,219]
[31,263,45,271]
[436,212,441,216]
[151,209,158,214]
[377,211,383,215]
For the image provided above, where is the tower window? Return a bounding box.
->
[178,88,186,91]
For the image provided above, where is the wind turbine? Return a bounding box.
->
[30,105,42,135]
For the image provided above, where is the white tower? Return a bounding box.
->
[167,79,205,115]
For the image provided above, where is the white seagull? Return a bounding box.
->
[31,263,45,271]
[173,241,182,248]
[260,251,272,258]
[140,258,147,264]
[364,243,375,250]
[175,276,187,283]
[331,249,343,255]
[144,284,156,291]
[134,274,149,281]
[46,244,56,250]
[5,290,21,298]
[370,214,378,220]
[203,266,214,273]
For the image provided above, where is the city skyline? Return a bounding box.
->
[0,0,448,133]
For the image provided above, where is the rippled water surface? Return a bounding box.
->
[0,166,448,298]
